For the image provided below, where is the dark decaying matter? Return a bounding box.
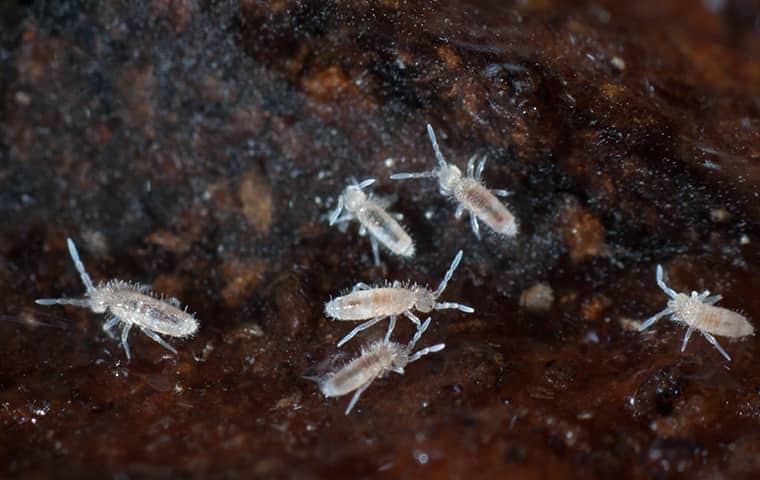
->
[0,0,758,478]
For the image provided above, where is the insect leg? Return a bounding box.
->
[345,377,376,415]
[389,171,438,181]
[638,306,673,332]
[701,331,732,361]
[681,326,695,352]
[370,237,381,266]
[66,238,95,292]
[492,189,511,197]
[120,322,133,361]
[357,178,377,189]
[384,315,398,343]
[475,155,487,181]
[466,154,477,177]
[454,204,465,219]
[140,327,178,355]
[405,311,422,326]
[703,294,723,305]
[469,213,481,239]
[103,315,120,340]
[337,316,386,348]
[655,265,678,299]
[335,213,354,224]
[35,298,90,307]
[328,195,345,225]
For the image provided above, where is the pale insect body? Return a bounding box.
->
[390,123,518,239]
[316,317,445,414]
[329,178,415,266]
[325,250,473,347]
[35,238,199,361]
[638,264,753,361]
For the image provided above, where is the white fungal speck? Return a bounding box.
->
[390,124,518,240]
[325,250,473,347]
[413,450,429,465]
[35,238,199,361]
[15,91,31,105]
[611,56,626,70]
[519,282,555,313]
[329,178,415,266]
[312,317,445,414]
[638,264,754,361]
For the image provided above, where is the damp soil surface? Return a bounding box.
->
[1,1,759,478]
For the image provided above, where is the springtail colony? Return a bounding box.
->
[30,123,754,417]
[329,177,415,266]
[324,250,473,348]
[313,316,445,414]
[639,264,754,361]
[35,238,198,361]
[391,123,518,240]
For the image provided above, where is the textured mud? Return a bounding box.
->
[1,0,759,478]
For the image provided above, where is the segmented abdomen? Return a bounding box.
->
[693,303,754,338]
[107,290,198,337]
[457,180,517,236]
[325,288,416,321]
[358,202,415,256]
[321,343,395,396]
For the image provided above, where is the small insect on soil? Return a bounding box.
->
[329,177,415,266]
[390,123,518,240]
[35,238,199,361]
[638,264,754,361]
[313,316,445,414]
[325,249,473,347]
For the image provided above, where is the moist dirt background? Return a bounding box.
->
[1,0,759,478]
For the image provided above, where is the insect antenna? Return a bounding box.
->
[406,316,432,352]
[389,124,449,181]
[426,123,448,168]
[434,250,463,298]
[408,343,446,363]
[66,238,95,293]
[35,298,90,307]
[432,250,474,312]
[655,264,678,299]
